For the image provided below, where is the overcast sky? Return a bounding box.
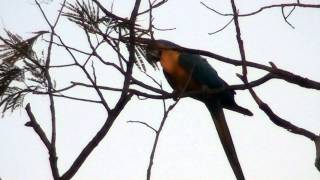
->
[0,0,320,180]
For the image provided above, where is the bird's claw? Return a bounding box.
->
[172,90,179,101]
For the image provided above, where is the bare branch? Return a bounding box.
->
[73,72,275,100]
[60,93,133,180]
[238,75,317,140]
[147,99,179,180]
[46,39,92,55]
[25,103,60,180]
[315,137,320,171]
[55,34,111,112]
[61,1,143,179]
[25,103,51,150]
[230,0,320,173]
[201,2,320,17]
[209,17,234,35]
[200,2,227,16]
[34,1,68,178]
[147,63,196,180]
[127,120,157,133]
[138,0,168,15]
[281,7,295,29]
[240,3,320,17]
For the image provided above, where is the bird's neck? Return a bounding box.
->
[159,50,180,74]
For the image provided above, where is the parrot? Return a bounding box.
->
[145,40,253,180]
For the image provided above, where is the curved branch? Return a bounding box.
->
[127,120,157,133]
[240,3,320,17]
[230,0,319,157]
[25,103,51,150]
[201,2,320,17]
[209,17,234,35]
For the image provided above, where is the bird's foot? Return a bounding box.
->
[172,90,180,101]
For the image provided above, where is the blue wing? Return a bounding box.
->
[178,52,227,89]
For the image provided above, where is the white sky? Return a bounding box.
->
[0,0,320,180]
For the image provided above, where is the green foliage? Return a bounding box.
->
[64,1,100,33]
[0,30,34,65]
[0,31,46,114]
[63,1,158,73]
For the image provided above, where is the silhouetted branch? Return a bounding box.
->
[2,0,319,179]
[60,1,143,179]
[147,98,179,180]
[46,40,92,55]
[56,32,111,112]
[209,17,234,35]
[146,63,197,180]
[230,0,320,172]
[25,103,51,150]
[35,1,67,178]
[60,94,133,180]
[138,0,168,15]
[73,72,275,100]
[201,2,320,17]
[33,90,102,103]
[240,3,320,17]
[229,1,247,179]
[315,137,320,171]
[241,75,318,141]
[281,7,295,29]
[25,103,60,180]
[200,2,226,16]
[127,120,157,132]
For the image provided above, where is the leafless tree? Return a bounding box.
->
[0,0,319,180]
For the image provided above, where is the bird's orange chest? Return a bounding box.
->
[160,50,200,91]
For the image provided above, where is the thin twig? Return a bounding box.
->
[47,39,92,55]
[74,72,275,100]
[238,75,317,141]
[138,0,168,15]
[209,17,234,35]
[201,2,320,17]
[55,33,111,112]
[147,63,195,180]
[200,2,227,16]
[240,3,320,17]
[25,103,51,150]
[127,120,157,132]
[281,7,295,29]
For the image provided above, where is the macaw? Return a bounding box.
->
[145,40,253,180]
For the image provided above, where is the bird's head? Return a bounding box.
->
[145,40,180,67]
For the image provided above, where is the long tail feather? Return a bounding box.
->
[206,101,245,180]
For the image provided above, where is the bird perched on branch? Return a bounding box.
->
[145,40,253,180]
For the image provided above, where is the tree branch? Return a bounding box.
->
[238,74,318,140]
[230,0,320,172]
[201,2,320,17]
[60,93,133,180]
[61,1,143,179]
[127,120,157,133]
[35,0,67,178]
[25,103,51,150]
